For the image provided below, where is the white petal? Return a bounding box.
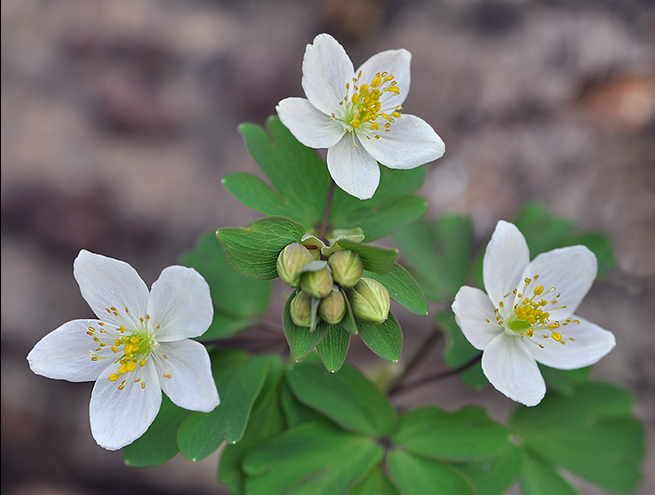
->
[302,33,354,115]
[154,340,220,412]
[27,319,107,382]
[356,48,412,107]
[326,134,380,200]
[521,245,597,320]
[358,114,445,169]
[483,221,530,309]
[452,286,503,350]
[147,266,213,341]
[89,362,162,450]
[482,333,546,406]
[74,250,149,328]
[529,316,615,369]
[277,97,345,148]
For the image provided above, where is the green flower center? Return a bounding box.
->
[332,70,403,140]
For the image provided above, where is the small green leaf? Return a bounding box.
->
[457,444,522,495]
[286,359,397,436]
[513,202,575,254]
[279,376,329,428]
[394,215,474,302]
[511,383,645,493]
[317,323,351,373]
[182,230,271,338]
[539,364,591,395]
[358,313,403,362]
[283,291,329,362]
[520,451,581,495]
[123,395,190,467]
[178,355,271,461]
[244,422,385,495]
[218,356,286,495]
[348,466,401,495]
[438,312,486,388]
[236,117,332,228]
[392,406,510,461]
[222,172,296,219]
[336,239,398,274]
[387,449,477,495]
[364,263,428,316]
[217,216,305,279]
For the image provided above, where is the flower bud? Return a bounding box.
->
[290,291,312,327]
[299,267,334,298]
[277,242,313,287]
[319,289,346,324]
[349,277,390,324]
[328,250,363,288]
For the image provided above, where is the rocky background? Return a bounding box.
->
[2,1,654,494]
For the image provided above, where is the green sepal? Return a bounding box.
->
[357,312,403,362]
[217,216,305,279]
[364,262,428,316]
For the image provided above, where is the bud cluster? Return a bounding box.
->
[277,241,390,328]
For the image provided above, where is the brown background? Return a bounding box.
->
[2,1,654,494]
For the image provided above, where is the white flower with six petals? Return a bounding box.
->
[452,221,616,406]
[277,33,445,200]
[27,250,220,450]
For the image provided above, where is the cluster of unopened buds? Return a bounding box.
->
[277,238,390,328]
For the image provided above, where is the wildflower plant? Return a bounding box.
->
[27,34,645,495]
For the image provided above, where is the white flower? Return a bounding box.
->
[452,221,615,407]
[276,33,445,200]
[27,250,220,450]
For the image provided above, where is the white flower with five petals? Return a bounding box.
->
[277,33,445,200]
[452,221,616,406]
[27,250,220,450]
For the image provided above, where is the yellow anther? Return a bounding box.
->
[127,361,137,372]
[352,94,359,105]
[552,332,562,342]
[387,86,400,93]
[118,364,128,374]
[109,373,120,381]
[130,336,139,344]
[352,119,361,128]
[371,75,382,87]
[111,345,118,353]
[499,301,504,308]
[534,285,544,295]
[392,111,401,118]
[140,359,147,367]
[141,382,146,389]
[163,373,172,379]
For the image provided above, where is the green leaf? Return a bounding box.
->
[387,449,477,495]
[348,466,401,495]
[513,202,575,255]
[222,172,296,219]
[364,263,428,316]
[122,394,191,467]
[279,375,329,428]
[330,167,428,243]
[438,312,486,388]
[178,355,271,461]
[201,313,257,340]
[217,216,305,279]
[286,359,397,436]
[538,364,591,395]
[336,239,398,274]
[392,406,510,461]
[244,422,385,495]
[394,215,474,302]
[511,383,645,493]
[182,230,271,319]
[520,451,580,495]
[283,291,329,362]
[358,313,403,362]
[317,323,351,373]
[235,117,332,228]
[218,356,286,495]
[458,444,522,495]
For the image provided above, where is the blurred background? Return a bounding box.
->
[2,0,654,494]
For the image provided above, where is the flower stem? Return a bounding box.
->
[319,180,336,238]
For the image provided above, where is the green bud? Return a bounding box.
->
[349,277,390,324]
[319,289,346,324]
[277,242,313,287]
[290,291,312,327]
[299,267,334,299]
[328,249,363,287]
